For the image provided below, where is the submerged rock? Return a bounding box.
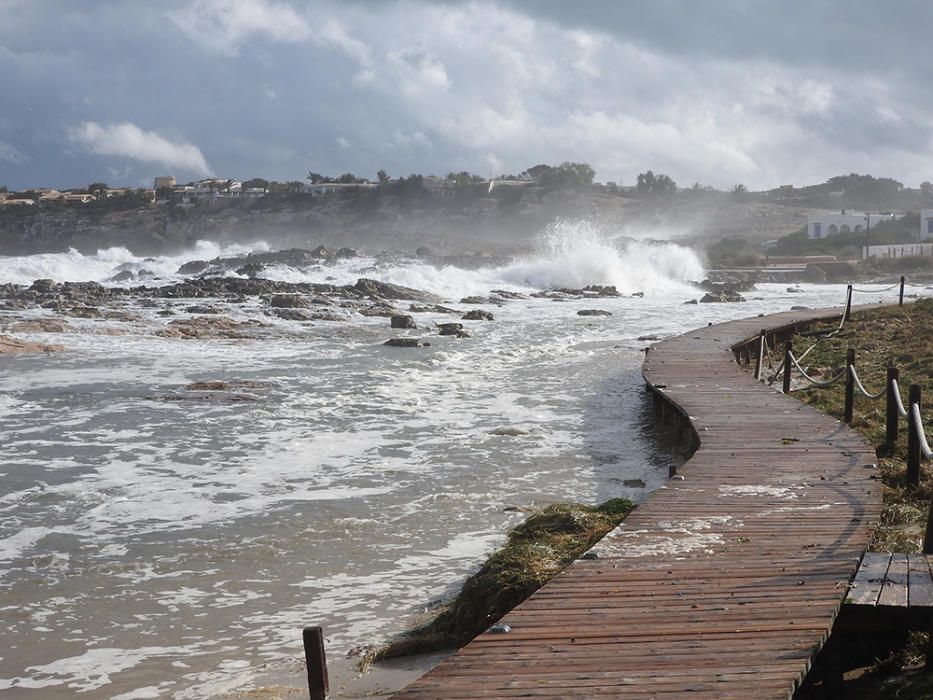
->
[699,291,746,303]
[384,338,424,348]
[355,278,441,302]
[270,294,309,308]
[577,309,612,317]
[156,316,269,339]
[0,334,64,354]
[10,319,70,333]
[437,322,464,336]
[271,308,314,321]
[462,309,494,321]
[490,426,530,436]
[391,314,417,329]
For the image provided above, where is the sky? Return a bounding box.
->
[0,0,931,191]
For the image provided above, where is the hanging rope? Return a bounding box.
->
[850,283,901,293]
[910,403,933,459]
[788,351,847,388]
[891,379,909,417]
[849,365,888,399]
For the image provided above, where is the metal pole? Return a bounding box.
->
[900,275,906,306]
[844,349,855,424]
[908,384,922,487]
[303,627,329,700]
[885,367,900,453]
[783,340,793,394]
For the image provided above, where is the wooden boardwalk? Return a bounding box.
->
[391,307,883,699]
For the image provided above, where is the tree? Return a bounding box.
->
[0,186,7,193]
[87,182,109,195]
[336,172,364,184]
[306,171,327,184]
[377,169,390,183]
[636,170,676,196]
[242,178,269,190]
[732,183,748,196]
[539,162,595,191]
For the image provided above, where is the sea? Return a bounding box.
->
[0,221,898,698]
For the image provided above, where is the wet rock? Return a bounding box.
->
[699,291,746,303]
[684,299,698,304]
[185,305,222,314]
[631,291,645,298]
[623,479,646,488]
[178,260,210,275]
[0,334,64,354]
[790,305,812,311]
[30,279,58,293]
[786,287,803,293]
[309,311,347,322]
[637,334,660,341]
[185,379,271,391]
[490,289,528,300]
[409,303,461,314]
[156,316,269,339]
[359,305,403,317]
[157,309,176,316]
[10,319,70,333]
[384,338,424,348]
[490,426,530,436]
[271,308,314,321]
[577,309,612,316]
[391,314,418,329]
[437,322,464,336]
[66,306,102,318]
[462,309,494,321]
[456,329,471,338]
[109,270,135,283]
[270,294,309,308]
[355,278,441,302]
[460,296,492,304]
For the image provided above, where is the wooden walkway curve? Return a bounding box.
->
[391,307,883,699]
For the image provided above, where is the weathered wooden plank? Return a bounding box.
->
[845,553,891,606]
[878,553,910,607]
[911,555,933,608]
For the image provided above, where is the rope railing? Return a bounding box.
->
[850,282,902,293]
[849,364,888,399]
[892,378,908,417]
[789,351,846,388]
[911,404,933,460]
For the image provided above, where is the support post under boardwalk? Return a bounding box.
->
[844,284,853,324]
[900,275,906,306]
[303,627,329,700]
[885,367,900,452]
[908,384,922,487]
[844,349,856,425]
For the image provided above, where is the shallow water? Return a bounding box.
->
[0,227,903,698]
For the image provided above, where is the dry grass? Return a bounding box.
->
[785,298,933,696]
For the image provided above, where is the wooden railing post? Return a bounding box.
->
[782,340,793,394]
[908,384,922,487]
[843,284,853,324]
[754,329,766,380]
[303,627,329,700]
[844,349,856,424]
[923,495,933,555]
[899,275,906,306]
[885,367,900,453]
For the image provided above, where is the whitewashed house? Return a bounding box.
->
[921,209,933,241]
[807,211,899,239]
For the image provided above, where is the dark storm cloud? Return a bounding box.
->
[0,0,930,191]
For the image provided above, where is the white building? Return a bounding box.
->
[921,209,933,241]
[807,211,899,239]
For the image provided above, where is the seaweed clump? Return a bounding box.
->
[364,497,634,667]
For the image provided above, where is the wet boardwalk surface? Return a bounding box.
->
[392,308,883,699]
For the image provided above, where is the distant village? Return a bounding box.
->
[3,168,933,262]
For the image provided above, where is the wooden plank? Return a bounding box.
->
[878,553,909,607]
[909,554,933,607]
[845,555,891,606]
[391,305,881,700]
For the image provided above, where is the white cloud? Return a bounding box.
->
[168,0,311,54]
[67,122,213,176]
[336,136,350,149]
[0,141,27,164]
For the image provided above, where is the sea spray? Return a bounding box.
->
[498,219,705,294]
